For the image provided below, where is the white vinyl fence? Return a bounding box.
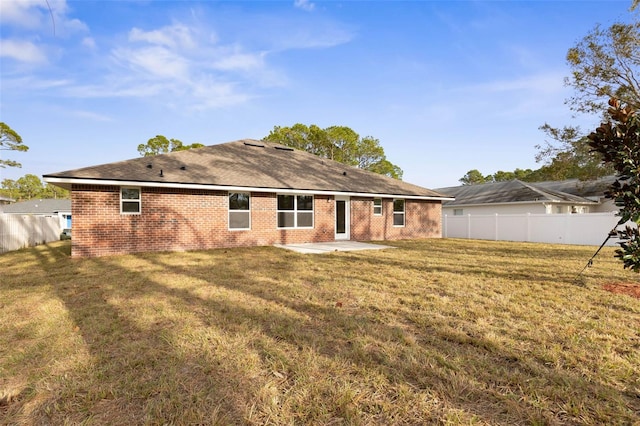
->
[0,214,62,254]
[443,212,627,246]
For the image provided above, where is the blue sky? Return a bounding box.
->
[0,0,634,189]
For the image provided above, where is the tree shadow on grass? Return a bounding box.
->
[133,246,640,424]
[14,242,252,425]
[5,241,638,424]
[358,238,623,285]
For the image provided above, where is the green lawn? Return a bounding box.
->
[1,239,639,425]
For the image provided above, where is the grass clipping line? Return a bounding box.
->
[1,239,639,424]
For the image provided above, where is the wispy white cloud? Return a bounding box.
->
[461,72,565,95]
[267,22,354,51]
[0,39,47,63]
[1,75,71,90]
[63,17,89,34]
[64,76,251,110]
[100,23,253,108]
[0,0,87,36]
[418,71,570,124]
[0,0,89,71]
[0,0,48,29]
[70,110,113,122]
[2,7,353,111]
[294,0,315,12]
[211,49,266,71]
[188,78,251,110]
[81,37,96,49]
[112,45,190,80]
[129,24,198,50]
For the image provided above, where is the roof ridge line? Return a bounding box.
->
[517,180,596,203]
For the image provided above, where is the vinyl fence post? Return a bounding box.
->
[467,214,471,239]
[495,213,499,241]
[526,213,531,242]
[443,214,447,237]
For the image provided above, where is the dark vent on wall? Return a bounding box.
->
[274,146,294,151]
[244,141,265,148]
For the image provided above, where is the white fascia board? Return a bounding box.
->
[43,177,454,202]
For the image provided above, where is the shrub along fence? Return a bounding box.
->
[0,214,61,254]
[443,212,626,246]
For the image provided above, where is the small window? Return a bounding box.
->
[453,208,463,216]
[277,194,314,228]
[229,192,250,230]
[121,187,141,214]
[373,198,382,216]
[393,199,405,227]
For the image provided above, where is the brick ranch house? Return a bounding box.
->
[43,139,452,257]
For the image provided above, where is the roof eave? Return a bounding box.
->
[43,176,454,202]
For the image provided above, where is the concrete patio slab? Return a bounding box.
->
[274,241,394,254]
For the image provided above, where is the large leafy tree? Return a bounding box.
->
[0,174,68,201]
[14,174,44,200]
[0,179,19,200]
[565,20,640,114]
[538,6,639,178]
[534,124,615,181]
[459,168,537,185]
[469,3,639,190]
[0,122,29,168]
[263,124,403,179]
[137,135,204,157]
[459,169,489,185]
[588,98,640,271]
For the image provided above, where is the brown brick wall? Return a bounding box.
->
[350,197,442,241]
[70,186,441,257]
[71,185,336,257]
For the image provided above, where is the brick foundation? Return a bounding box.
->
[71,185,442,257]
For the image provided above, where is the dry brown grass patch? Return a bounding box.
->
[1,238,639,424]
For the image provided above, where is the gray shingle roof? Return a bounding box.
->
[2,198,71,214]
[534,176,616,198]
[436,179,599,206]
[44,139,449,199]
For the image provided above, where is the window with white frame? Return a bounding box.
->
[277,194,313,228]
[373,198,382,216]
[393,199,405,226]
[229,192,250,230]
[121,187,141,214]
[453,208,463,216]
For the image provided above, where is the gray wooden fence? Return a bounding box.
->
[0,214,61,254]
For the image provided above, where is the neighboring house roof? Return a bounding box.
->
[0,195,14,203]
[436,179,599,207]
[534,175,617,199]
[2,198,71,214]
[44,139,452,200]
